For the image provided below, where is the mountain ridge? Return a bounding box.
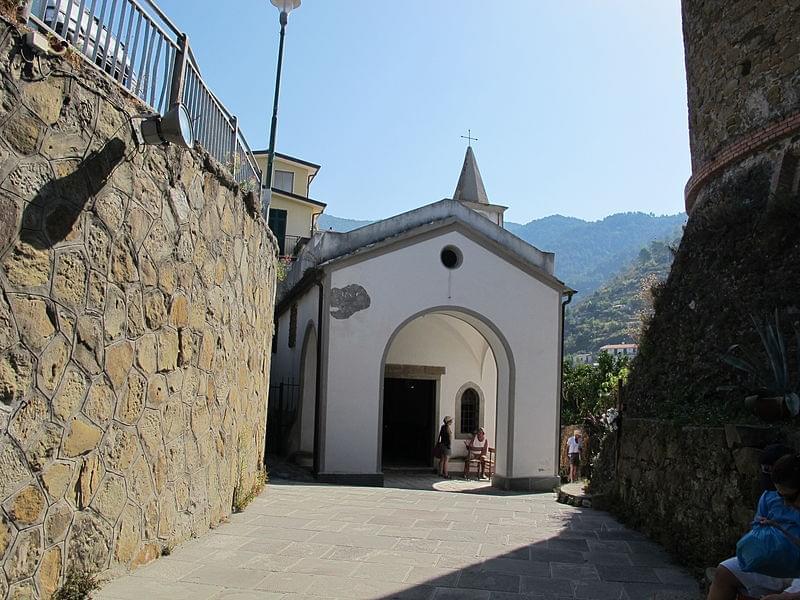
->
[564,238,678,354]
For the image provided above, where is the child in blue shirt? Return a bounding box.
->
[708,453,800,600]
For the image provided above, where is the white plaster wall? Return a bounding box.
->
[322,228,561,480]
[480,344,498,449]
[385,314,497,460]
[475,208,502,226]
[299,327,317,453]
[270,286,320,455]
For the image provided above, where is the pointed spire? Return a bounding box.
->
[453,146,489,205]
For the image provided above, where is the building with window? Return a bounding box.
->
[599,343,638,358]
[268,147,572,489]
[253,151,326,257]
[570,352,593,365]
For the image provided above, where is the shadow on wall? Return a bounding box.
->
[267,478,700,599]
[19,137,127,249]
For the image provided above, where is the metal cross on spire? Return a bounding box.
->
[461,129,478,147]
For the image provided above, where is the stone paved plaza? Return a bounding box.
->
[96,476,700,600]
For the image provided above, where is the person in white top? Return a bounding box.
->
[463,427,490,480]
[566,430,582,483]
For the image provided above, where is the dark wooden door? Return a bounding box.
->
[382,378,436,468]
[268,208,287,255]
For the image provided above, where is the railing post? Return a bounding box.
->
[277,382,284,456]
[229,115,238,177]
[18,0,32,23]
[169,32,189,108]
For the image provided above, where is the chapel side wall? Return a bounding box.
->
[271,289,319,384]
[322,229,561,480]
[0,19,276,598]
[270,286,319,456]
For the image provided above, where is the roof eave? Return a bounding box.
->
[271,188,327,209]
[252,150,321,175]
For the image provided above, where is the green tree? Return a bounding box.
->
[561,353,629,425]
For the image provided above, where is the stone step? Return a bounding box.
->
[556,482,593,508]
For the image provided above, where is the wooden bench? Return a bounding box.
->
[463,447,495,479]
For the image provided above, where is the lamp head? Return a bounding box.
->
[139,104,194,149]
[270,0,300,16]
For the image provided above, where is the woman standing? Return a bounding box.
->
[437,416,453,478]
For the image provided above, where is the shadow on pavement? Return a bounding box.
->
[366,505,701,600]
[262,471,701,599]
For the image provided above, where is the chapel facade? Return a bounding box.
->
[268,148,572,490]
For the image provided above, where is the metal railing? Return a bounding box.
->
[266,379,299,456]
[28,0,261,190]
[277,234,309,257]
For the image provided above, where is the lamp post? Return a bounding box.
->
[262,0,301,219]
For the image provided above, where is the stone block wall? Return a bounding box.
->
[682,0,800,168]
[593,418,800,572]
[0,16,276,598]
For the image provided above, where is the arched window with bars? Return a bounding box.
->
[459,388,480,436]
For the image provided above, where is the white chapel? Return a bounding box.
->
[268,148,572,490]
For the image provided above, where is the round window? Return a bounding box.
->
[440,246,462,269]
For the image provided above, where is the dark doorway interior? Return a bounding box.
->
[382,378,436,468]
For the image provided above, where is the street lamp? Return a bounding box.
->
[262,0,301,219]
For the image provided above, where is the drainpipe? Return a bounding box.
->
[560,290,576,370]
[312,279,324,475]
[557,290,576,476]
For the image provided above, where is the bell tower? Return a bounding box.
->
[452,145,508,227]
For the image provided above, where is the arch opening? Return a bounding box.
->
[378,307,514,480]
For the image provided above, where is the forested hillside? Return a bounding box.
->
[506,212,685,295]
[564,238,678,354]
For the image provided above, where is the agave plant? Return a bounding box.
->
[721,309,800,418]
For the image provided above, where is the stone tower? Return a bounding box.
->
[682,0,800,211]
[592,1,800,568]
[624,0,800,431]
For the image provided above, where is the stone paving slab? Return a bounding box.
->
[96,476,701,600]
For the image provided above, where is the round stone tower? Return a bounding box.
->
[596,1,800,566]
[682,0,800,211]
[621,0,800,444]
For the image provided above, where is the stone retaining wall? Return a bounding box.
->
[0,16,276,598]
[593,418,800,572]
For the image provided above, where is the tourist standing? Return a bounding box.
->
[566,430,582,483]
[436,416,453,478]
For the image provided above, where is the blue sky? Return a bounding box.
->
[156,1,689,224]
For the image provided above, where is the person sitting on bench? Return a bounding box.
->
[463,427,489,480]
